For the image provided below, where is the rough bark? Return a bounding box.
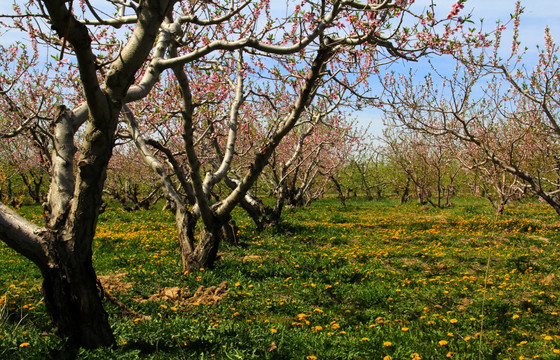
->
[0,0,173,349]
[183,223,221,270]
[174,206,200,271]
[42,238,114,348]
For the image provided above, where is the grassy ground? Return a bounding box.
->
[0,197,559,359]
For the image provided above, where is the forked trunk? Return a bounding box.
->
[237,194,283,231]
[183,225,221,271]
[179,216,239,271]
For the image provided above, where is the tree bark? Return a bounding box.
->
[183,224,221,270]
[0,0,172,349]
[175,206,197,271]
[330,175,346,206]
[42,240,114,348]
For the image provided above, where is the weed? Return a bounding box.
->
[1,198,559,359]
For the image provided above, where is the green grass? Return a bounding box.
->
[1,197,559,359]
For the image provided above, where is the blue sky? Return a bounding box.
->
[360,0,560,137]
[1,1,558,137]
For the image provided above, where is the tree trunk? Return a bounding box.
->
[330,175,346,206]
[42,244,114,348]
[400,177,410,204]
[175,207,197,272]
[176,210,240,272]
[183,225,221,271]
[221,217,239,246]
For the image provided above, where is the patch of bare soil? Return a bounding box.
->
[528,235,551,244]
[98,272,133,294]
[456,298,471,312]
[185,282,228,305]
[133,286,188,303]
[543,273,556,285]
[529,246,543,253]
[99,273,228,317]
[242,255,264,263]
[98,273,151,320]
[132,282,228,306]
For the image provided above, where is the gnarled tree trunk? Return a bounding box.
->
[42,238,114,348]
[0,0,171,349]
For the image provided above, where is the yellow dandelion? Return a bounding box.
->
[383,357,392,360]
[270,328,278,334]
[439,340,448,346]
[450,319,458,324]
[361,337,369,341]
[19,343,30,348]
[383,341,392,347]
[544,336,553,341]
[401,327,409,332]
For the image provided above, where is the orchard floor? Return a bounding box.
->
[1,197,559,359]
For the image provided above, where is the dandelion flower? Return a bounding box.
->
[19,343,30,348]
[439,340,448,346]
[402,327,409,332]
[383,341,392,347]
